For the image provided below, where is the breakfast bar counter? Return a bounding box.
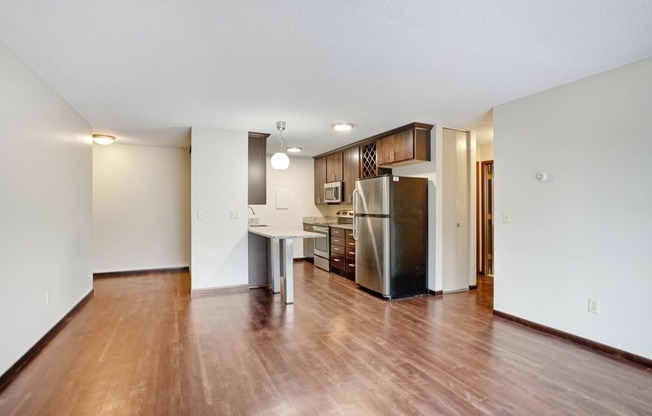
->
[248,226,325,304]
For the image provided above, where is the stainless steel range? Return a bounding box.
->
[313,225,330,270]
[311,211,354,272]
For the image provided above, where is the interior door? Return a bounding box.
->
[442,128,470,292]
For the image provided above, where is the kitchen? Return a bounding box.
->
[246,122,436,302]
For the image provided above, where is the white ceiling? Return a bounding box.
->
[1,1,651,154]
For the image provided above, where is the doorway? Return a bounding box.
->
[476,160,494,276]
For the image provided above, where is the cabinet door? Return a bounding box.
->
[314,157,327,205]
[377,130,414,165]
[343,147,360,204]
[248,132,269,204]
[326,152,343,182]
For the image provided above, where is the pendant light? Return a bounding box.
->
[271,121,290,170]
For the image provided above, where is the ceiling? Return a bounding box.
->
[1,1,651,155]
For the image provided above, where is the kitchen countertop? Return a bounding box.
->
[248,226,326,240]
[302,216,337,226]
[330,223,353,230]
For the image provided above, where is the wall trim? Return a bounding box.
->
[93,266,189,279]
[191,284,249,298]
[493,310,651,368]
[428,289,443,296]
[0,289,94,393]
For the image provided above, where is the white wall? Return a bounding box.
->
[0,41,92,375]
[191,128,248,290]
[250,155,324,258]
[494,58,652,359]
[93,144,190,272]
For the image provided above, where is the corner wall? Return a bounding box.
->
[494,58,652,359]
[92,144,191,272]
[0,41,93,375]
[190,128,248,290]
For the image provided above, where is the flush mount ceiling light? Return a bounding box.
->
[270,121,290,170]
[92,134,116,145]
[286,146,302,153]
[331,121,356,132]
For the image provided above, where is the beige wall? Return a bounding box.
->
[477,143,494,161]
[92,144,190,272]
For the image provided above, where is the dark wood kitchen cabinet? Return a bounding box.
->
[342,146,360,204]
[314,156,327,205]
[376,123,431,167]
[330,227,346,275]
[345,229,356,279]
[326,152,343,183]
[331,227,355,280]
[248,132,270,204]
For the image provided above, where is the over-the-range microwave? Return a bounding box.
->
[324,181,342,204]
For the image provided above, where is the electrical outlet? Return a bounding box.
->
[230,210,239,219]
[588,298,600,314]
[46,290,51,305]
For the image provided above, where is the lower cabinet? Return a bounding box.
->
[345,229,356,278]
[330,227,355,280]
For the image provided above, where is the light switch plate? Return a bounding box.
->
[502,211,511,223]
[588,299,600,314]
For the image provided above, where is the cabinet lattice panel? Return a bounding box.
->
[361,143,377,178]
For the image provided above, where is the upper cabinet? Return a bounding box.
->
[313,122,433,205]
[326,152,343,182]
[248,132,270,205]
[377,123,432,167]
[342,147,360,204]
[314,156,327,205]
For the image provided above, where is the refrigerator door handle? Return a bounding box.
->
[352,188,359,241]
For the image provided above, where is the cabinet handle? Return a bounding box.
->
[334,258,341,262]
[348,263,355,267]
[348,251,355,255]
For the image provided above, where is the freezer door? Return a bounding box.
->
[355,176,390,216]
[355,216,390,296]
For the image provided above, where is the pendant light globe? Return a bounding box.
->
[271,151,290,170]
[271,121,290,170]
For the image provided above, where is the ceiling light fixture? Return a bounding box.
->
[331,122,356,132]
[286,146,302,153]
[92,134,116,145]
[270,121,290,170]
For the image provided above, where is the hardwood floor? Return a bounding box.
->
[0,264,650,415]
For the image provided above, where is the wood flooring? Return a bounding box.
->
[0,264,650,415]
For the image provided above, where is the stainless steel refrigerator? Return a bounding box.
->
[353,175,428,299]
